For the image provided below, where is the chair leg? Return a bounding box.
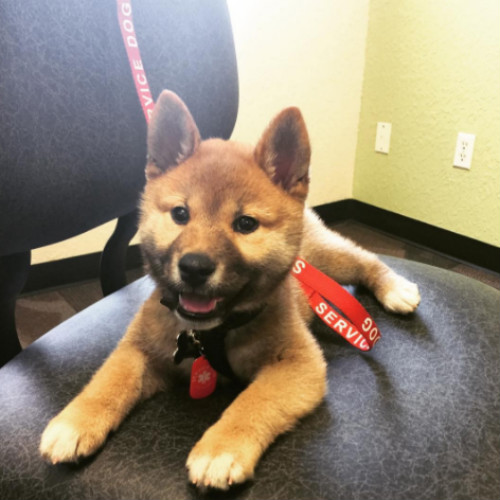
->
[100,210,139,296]
[0,251,31,366]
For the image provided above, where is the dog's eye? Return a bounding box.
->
[171,206,190,225]
[233,215,259,234]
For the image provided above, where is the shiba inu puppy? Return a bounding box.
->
[40,90,420,490]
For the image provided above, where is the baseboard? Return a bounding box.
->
[23,199,499,293]
[314,199,500,274]
[23,245,143,294]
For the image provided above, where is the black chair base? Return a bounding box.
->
[0,251,30,365]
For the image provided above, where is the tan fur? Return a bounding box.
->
[40,90,420,490]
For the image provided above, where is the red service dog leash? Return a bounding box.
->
[117,0,154,123]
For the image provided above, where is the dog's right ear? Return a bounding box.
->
[254,107,311,200]
[146,90,201,179]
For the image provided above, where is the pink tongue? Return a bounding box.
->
[179,294,218,314]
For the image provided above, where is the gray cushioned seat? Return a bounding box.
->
[1,256,498,500]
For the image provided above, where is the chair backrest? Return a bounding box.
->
[0,0,238,256]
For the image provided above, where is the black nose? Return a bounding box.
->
[178,253,216,286]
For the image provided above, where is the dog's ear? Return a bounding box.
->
[146,90,201,179]
[254,107,311,199]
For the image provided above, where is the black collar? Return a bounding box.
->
[171,308,264,381]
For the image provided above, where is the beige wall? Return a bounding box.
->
[227,0,369,206]
[32,221,120,264]
[32,0,370,264]
[353,0,500,246]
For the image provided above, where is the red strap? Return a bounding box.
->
[292,258,381,351]
[116,0,155,123]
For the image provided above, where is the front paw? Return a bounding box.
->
[187,452,250,491]
[40,409,108,464]
[186,433,258,490]
[377,273,421,314]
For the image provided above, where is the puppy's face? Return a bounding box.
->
[140,91,311,329]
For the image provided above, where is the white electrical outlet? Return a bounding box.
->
[375,122,391,154]
[453,132,475,169]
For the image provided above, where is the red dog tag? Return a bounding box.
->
[190,356,217,399]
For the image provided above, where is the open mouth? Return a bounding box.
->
[177,293,223,320]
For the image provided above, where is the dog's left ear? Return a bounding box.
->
[146,90,201,179]
[254,107,311,199]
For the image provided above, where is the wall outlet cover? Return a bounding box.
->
[453,132,475,169]
[375,122,392,154]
